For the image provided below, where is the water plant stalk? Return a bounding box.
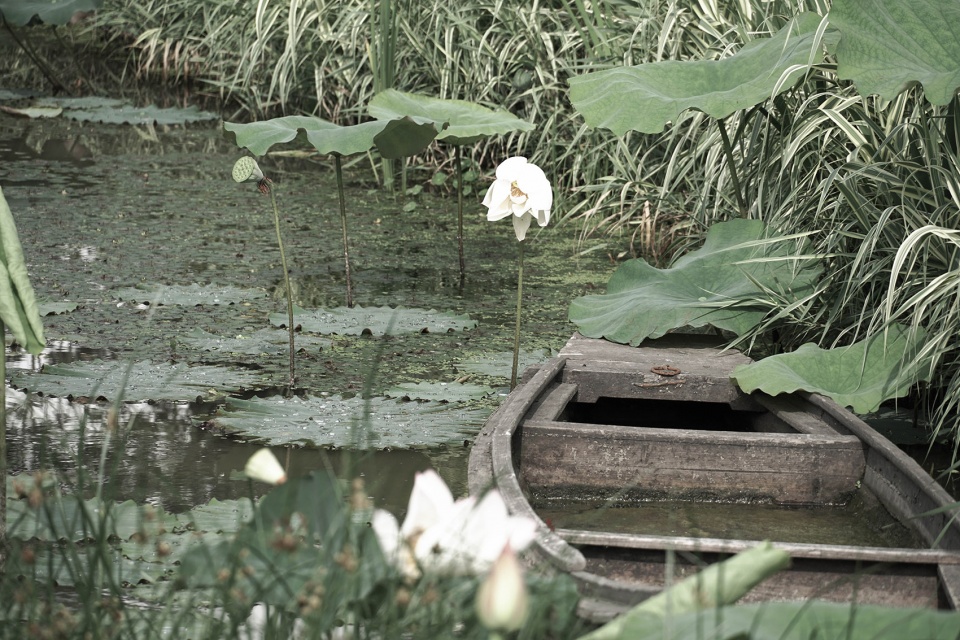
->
[0,325,5,568]
[456,146,465,284]
[334,155,355,308]
[511,240,525,390]
[269,186,297,387]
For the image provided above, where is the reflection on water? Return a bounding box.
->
[4,386,444,515]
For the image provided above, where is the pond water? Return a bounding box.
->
[1,116,617,515]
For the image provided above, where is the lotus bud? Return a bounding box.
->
[475,544,529,633]
[244,448,287,485]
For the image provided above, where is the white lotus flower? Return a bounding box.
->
[476,544,529,632]
[371,469,536,578]
[244,448,287,485]
[482,156,553,241]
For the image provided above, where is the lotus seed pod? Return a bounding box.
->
[232,156,264,183]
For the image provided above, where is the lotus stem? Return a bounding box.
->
[511,240,525,390]
[716,119,749,219]
[269,186,297,387]
[456,145,465,285]
[1,324,5,568]
[335,155,355,308]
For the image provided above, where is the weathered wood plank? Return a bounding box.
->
[519,420,864,504]
[487,357,587,572]
[804,393,960,550]
[559,529,960,565]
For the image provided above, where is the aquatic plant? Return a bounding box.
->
[566,0,960,445]
[0,185,45,560]
[224,114,443,308]
[368,89,535,282]
[371,469,536,578]
[243,447,287,485]
[475,544,529,637]
[483,157,552,389]
[232,156,297,388]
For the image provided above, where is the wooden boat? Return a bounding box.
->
[468,333,960,622]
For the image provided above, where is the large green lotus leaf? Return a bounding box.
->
[223,114,441,158]
[63,104,218,125]
[204,394,489,448]
[384,381,494,402]
[113,283,266,306]
[0,0,100,26]
[10,360,265,402]
[271,305,477,336]
[569,12,824,136]
[569,220,820,345]
[608,601,960,640]
[830,0,960,106]
[178,327,330,357]
[0,186,45,353]
[0,105,62,119]
[730,325,933,413]
[368,89,534,145]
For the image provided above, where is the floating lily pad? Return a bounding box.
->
[368,89,534,145]
[7,495,176,543]
[831,0,960,106]
[113,283,266,306]
[38,300,79,315]
[63,104,218,125]
[731,324,934,414]
[204,394,490,448]
[0,105,62,119]
[383,381,494,402]
[0,0,100,26]
[37,96,125,110]
[11,360,265,402]
[178,327,330,357]
[177,497,254,534]
[568,219,821,345]
[455,349,554,379]
[271,305,476,336]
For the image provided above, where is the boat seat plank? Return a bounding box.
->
[526,383,578,423]
[519,420,865,505]
[558,528,960,565]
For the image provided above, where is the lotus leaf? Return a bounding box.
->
[223,114,441,158]
[830,0,960,106]
[368,89,534,145]
[0,0,100,26]
[568,219,820,345]
[63,104,218,125]
[0,105,62,119]
[38,300,78,315]
[383,381,494,402]
[178,327,330,357]
[11,360,265,402]
[605,601,960,640]
[205,394,489,448]
[7,495,176,542]
[271,305,476,336]
[177,497,254,534]
[113,283,266,306]
[730,324,933,413]
[568,12,824,136]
